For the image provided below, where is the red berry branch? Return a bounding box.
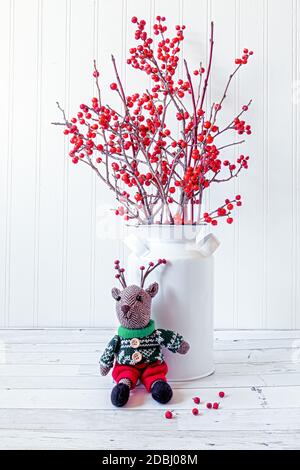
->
[53,16,253,226]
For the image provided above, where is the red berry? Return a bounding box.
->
[219,391,225,398]
[236,194,241,200]
[110,83,118,90]
[165,410,173,419]
[193,397,200,404]
[206,402,212,409]
[93,70,99,78]
[213,402,219,409]
[192,408,199,416]
[131,16,138,23]
[227,217,233,224]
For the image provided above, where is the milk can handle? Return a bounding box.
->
[195,233,220,257]
[123,233,150,257]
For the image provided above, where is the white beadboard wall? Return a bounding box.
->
[0,0,299,329]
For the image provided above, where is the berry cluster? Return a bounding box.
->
[235,48,254,65]
[234,117,252,135]
[54,16,253,226]
[127,16,185,97]
[202,195,242,226]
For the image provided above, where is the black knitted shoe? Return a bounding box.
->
[151,381,173,404]
[111,383,130,407]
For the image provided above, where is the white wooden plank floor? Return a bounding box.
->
[0,329,300,450]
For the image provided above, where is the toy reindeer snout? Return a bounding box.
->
[121,304,131,315]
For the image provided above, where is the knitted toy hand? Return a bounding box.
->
[177,340,190,355]
[100,364,111,376]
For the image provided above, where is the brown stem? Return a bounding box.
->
[199,22,214,112]
[184,59,198,166]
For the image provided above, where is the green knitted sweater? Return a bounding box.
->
[99,320,183,367]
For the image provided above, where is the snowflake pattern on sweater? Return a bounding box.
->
[99,327,183,368]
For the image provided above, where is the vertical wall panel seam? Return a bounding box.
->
[292,0,299,329]
[149,0,154,113]
[237,0,241,328]
[117,0,127,265]
[90,0,98,327]
[179,0,183,163]
[206,0,211,218]
[262,0,269,328]
[291,0,295,329]
[120,0,127,272]
[174,0,181,199]
[4,0,15,326]
[295,0,300,328]
[61,0,71,326]
[33,0,43,327]
[149,0,154,38]
[266,0,269,328]
[203,0,209,219]
[179,0,183,61]
[208,0,212,99]
[233,0,239,328]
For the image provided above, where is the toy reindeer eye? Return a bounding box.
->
[116,296,121,301]
[136,295,142,302]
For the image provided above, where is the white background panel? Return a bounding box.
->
[0,0,299,328]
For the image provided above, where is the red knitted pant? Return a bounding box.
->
[112,361,168,392]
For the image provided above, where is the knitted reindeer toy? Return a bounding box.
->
[99,259,190,407]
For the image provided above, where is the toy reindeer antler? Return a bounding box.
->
[139,259,167,288]
[114,258,167,289]
[114,260,127,288]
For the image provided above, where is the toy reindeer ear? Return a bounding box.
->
[146,282,159,298]
[112,287,121,300]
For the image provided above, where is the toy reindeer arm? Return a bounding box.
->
[177,340,190,355]
[99,335,120,375]
[157,329,190,354]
